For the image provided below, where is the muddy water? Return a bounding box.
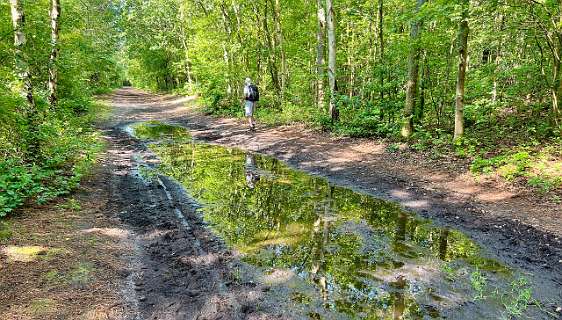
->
[130,123,545,319]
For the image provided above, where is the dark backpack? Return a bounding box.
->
[246,84,260,102]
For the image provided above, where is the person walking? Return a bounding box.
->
[242,77,259,131]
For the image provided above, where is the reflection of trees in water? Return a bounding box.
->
[391,275,407,320]
[439,228,450,261]
[311,185,335,306]
[395,212,408,242]
[152,143,506,318]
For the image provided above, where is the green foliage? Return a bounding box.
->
[119,0,561,195]
[0,113,104,217]
[56,198,81,211]
[0,221,13,241]
[0,0,121,217]
[501,277,533,319]
[470,269,488,300]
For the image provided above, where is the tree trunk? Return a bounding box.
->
[9,0,35,111]
[179,3,193,84]
[552,1,562,125]
[326,0,338,121]
[316,0,326,109]
[347,21,355,98]
[273,0,287,93]
[401,0,426,138]
[378,0,384,103]
[220,4,234,96]
[261,0,281,96]
[48,0,61,109]
[491,14,504,103]
[454,0,469,140]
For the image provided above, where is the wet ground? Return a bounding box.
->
[98,88,562,319]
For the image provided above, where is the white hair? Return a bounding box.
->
[245,77,252,85]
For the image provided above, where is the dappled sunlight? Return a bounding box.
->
[260,268,295,285]
[475,191,516,202]
[390,189,413,199]
[82,227,131,239]
[1,245,49,262]
[178,253,221,267]
[402,200,430,208]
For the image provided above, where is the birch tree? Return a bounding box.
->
[9,0,35,111]
[48,0,61,109]
[316,0,326,109]
[326,0,338,121]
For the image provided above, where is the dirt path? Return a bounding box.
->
[103,87,562,317]
[4,87,560,319]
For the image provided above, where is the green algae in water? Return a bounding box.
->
[151,142,535,319]
[131,121,191,141]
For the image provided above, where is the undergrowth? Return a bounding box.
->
[202,96,561,195]
[0,98,106,217]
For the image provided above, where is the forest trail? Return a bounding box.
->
[110,88,562,238]
[3,87,561,319]
[102,87,562,317]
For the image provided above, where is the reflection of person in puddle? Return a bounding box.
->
[244,153,260,189]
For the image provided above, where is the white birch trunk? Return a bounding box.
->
[9,0,35,111]
[326,0,338,121]
[48,0,61,109]
[316,0,326,109]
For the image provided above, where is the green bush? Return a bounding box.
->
[0,98,105,217]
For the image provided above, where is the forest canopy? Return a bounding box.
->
[122,0,561,138]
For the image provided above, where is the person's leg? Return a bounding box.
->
[245,101,253,130]
[251,102,257,128]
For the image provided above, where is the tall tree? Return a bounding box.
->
[378,0,384,102]
[401,0,426,138]
[326,0,338,121]
[273,0,287,94]
[179,2,193,85]
[48,0,61,109]
[9,0,35,111]
[316,0,326,109]
[454,0,469,140]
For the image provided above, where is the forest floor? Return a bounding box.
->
[1,87,561,319]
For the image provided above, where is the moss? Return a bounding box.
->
[29,298,56,316]
[0,221,12,241]
[69,262,95,285]
[43,262,94,286]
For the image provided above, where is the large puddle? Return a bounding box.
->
[129,122,545,319]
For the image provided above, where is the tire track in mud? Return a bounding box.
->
[101,88,562,319]
[103,129,303,320]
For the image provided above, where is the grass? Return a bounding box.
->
[56,198,82,211]
[1,245,48,262]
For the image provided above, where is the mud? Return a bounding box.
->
[104,129,304,319]
[101,88,562,319]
